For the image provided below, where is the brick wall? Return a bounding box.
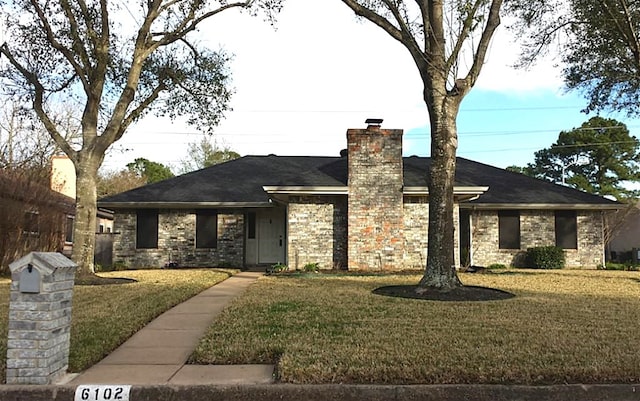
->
[287,195,347,270]
[470,209,604,268]
[403,197,429,269]
[347,126,404,270]
[112,209,244,269]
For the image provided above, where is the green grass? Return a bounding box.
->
[191,269,640,384]
[0,268,235,382]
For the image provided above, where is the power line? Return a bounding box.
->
[120,123,640,143]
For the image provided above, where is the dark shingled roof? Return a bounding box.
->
[98,155,620,208]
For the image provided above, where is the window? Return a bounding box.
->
[136,209,158,249]
[196,210,218,248]
[247,212,256,239]
[555,210,577,249]
[23,211,39,236]
[65,216,74,243]
[498,210,520,249]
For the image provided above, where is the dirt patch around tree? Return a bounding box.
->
[372,284,515,301]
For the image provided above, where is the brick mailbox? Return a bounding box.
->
[6,252,77,385]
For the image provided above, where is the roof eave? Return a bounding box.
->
[403,186,490,195]
[263,186,348,195]
[460,203,623,210]
[263,186,490,197]
[97,201,273,209]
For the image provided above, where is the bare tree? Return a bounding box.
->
[179,136,240,173]
[339,0,502,290]
[97,169,147,199]
[0,0,281,275]
[0,99,80,170]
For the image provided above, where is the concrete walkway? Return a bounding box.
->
[64,271,275,386]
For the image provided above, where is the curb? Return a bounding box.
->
[0,383,639,401]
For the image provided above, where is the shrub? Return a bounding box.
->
[603,262,639,271]
[112,261,128,271]
[266,263,288,275]
[525,246,565,269]
[487,263,507,269]
[303,262,319,272]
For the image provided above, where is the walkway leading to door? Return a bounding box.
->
[64,271,274,385]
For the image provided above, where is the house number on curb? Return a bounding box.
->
[74,385,131,401]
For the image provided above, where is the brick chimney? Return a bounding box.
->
[347,120,404,270]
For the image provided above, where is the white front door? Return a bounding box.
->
[257,208,286,264]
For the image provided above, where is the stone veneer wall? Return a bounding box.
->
[112,209,244,269]
[347,126,404,270]
[287,195,347,270]
[470,209,604,268]
[404,198,460,269]
[572,212,605,267]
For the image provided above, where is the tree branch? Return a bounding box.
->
[463,0,503,91]
[28,0,90,92]
[415,0,430,53]
[153,2,252,50]
[110,82,167,147]
[605,0,640,70]
[0,43,77,159]
[341,0,432,75]
[341,0,404,42]
[445,0,484,72]
[60,0,91,70]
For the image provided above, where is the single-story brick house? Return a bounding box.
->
[99,123,622,270]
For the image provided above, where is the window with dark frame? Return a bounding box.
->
[555,210,578,249]
[65,216,74,243]
[23,211,39,236]
[196,210,218,249]
[247,212,256,239]
[136,209,158,249]
[498,210,521,249]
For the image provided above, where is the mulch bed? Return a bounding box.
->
[372,284,515,302]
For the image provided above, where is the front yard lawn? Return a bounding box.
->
[0,268,235,382]
[191,269,640,384]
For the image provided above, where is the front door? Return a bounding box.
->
[257,208,286,264]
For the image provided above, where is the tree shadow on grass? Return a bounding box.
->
[373,285,515,302]
[75,275,137,286]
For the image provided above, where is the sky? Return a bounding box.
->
[101,0,640,173]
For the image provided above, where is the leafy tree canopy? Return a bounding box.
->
[126,158,174,184]
[511,0,640,116]
[0,0,281,273]
[564,0,640,115]
[511,117,640,200]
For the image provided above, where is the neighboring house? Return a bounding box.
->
[607,204,640,262]
[51,155,114,234]
[98,122,622,270]
[50,154,115,267]
[0,170,75,271]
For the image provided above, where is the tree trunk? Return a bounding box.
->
[419,92,463,290]
[71,156,100,275]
